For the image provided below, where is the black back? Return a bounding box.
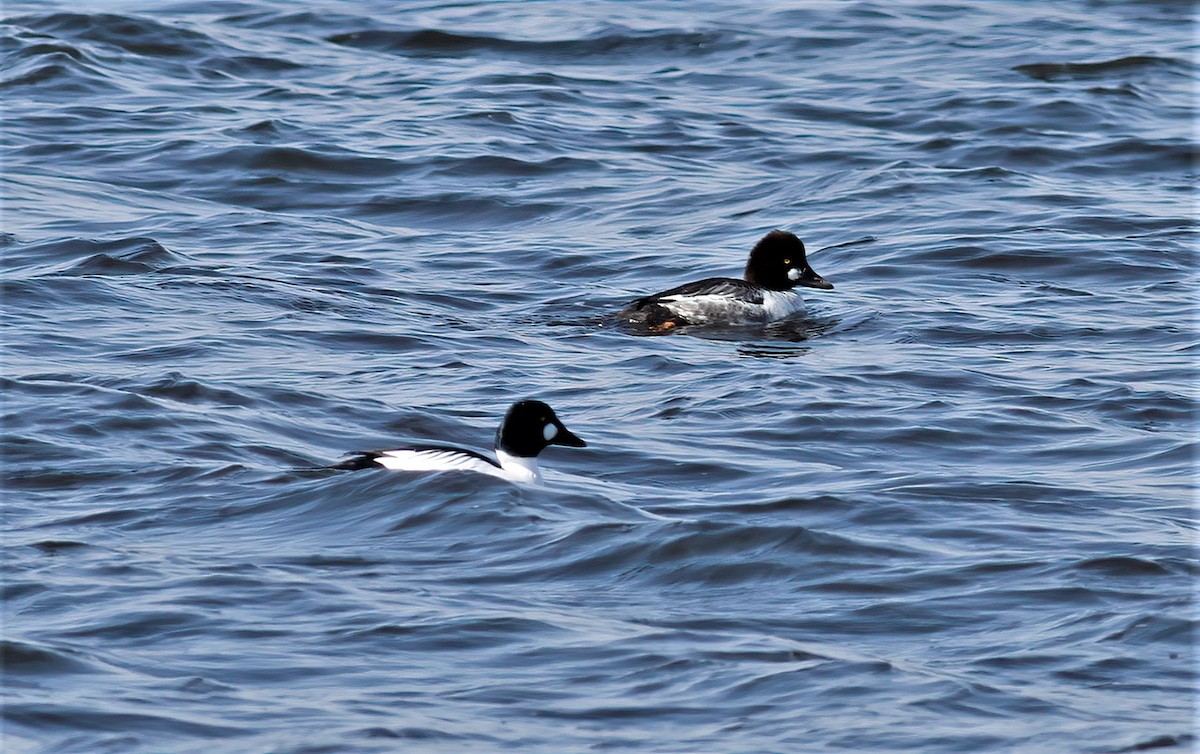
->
[630,277,766,309]
[329,451,381,470]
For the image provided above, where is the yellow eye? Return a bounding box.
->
[783,258,791,265]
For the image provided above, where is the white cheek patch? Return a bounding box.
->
[787,267,801,281]
[543,423,558,442]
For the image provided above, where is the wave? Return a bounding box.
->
[1014,55,1185,81]
[327,26,738,62]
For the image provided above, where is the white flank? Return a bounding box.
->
[657,294,765,324]
[658,290,805,324]
[371,447,541,484]
[374,448,500,476]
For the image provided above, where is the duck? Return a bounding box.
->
[618,230,832,334]
[333,399,585,484]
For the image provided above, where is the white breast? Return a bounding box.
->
[760,289,805,321]
[495,450,541,484]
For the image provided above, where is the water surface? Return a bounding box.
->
[2,1,1196,752]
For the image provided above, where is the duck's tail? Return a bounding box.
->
[328,451,383,471]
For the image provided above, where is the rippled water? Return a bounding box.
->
[2,1,1196,752]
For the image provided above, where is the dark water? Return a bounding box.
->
[2,1,1196,752]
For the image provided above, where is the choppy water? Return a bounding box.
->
[2,1,1196,752]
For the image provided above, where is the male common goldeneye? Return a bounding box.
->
[333,399,585,484]
[617,230,833,333]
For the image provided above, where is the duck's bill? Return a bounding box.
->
[554,426,587,447]
[798,268,834,290]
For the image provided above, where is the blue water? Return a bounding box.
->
[2,1,1196,752]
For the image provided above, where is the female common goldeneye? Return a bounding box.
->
[617,230,833,333]
[333,399,585,484]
